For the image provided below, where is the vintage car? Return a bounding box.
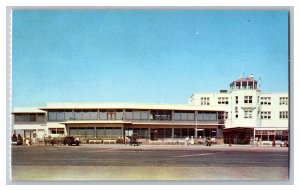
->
[11,134,23,145]
[280,140,289,147]
[62,136,81,146]
[128,135,140,146]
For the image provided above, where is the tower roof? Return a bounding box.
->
[230,77,257,86]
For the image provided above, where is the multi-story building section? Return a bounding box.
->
[189,75,289,144]
[12,103,225,143]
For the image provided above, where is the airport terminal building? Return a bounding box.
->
[12,76,289,144]
[12,103,225,143]
[189,75,289,144]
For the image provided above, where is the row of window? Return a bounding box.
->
[199,96,288,105]
[47,110,219,122]
[14,114,45,122]
[68,127,218,139]
[238,111,288,119]
[255,130,289,135]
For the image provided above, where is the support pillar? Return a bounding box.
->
[171,128,174,138]
[122,126,125,144]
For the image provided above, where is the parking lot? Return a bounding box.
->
[10,144,289,181]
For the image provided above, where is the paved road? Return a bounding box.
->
[10,144,289,181]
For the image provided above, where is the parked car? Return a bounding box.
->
[280,140,289,147]
[128,135,139,146]
[62,136,80,146]
[11,134,23,145]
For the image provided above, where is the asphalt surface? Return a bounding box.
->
[10,144,289,181]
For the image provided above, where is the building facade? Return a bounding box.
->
[12,103,225,143]
[188,75,289,144]
[12,76,288,144]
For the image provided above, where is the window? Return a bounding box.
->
[141,111,148,120]
[235,106,238,118]
[150,110,172,121]
[244,96,253,104]
[200,97,210,105]
[197,112,217,121]
[133,111,141,120]
[99,111,108,120]
[116,111,123,120]
[261,111,271,119]
[244,110,253,119]
[218,97,229,104]
[15,114,40,122]
[132,110,148,120]
[181,112,188,120]
[279,111,288,119]
[74,110,83,120]
[235,96,238,104]
[174,111,195,121]
[260,97,271,105]
[65,111,74,120]
[82,110,90,120]
[48,111,57,121]
[125,110,133,120]
[90,110,98,120]
[187,112,195,121]
[57,111,65,121]
[225,112,228,119]
[107,112,116,120]
[279,97,288,105]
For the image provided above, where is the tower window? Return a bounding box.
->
[261,97,271,105]
[279,111,288,119]
[261,111,271,119]
[218,97,229,104]
[244,96,253,104]
[200,97,210,105]
[279,97,288,105]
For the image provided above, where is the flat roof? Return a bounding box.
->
[12,107,46,114]
[39,102,224,111]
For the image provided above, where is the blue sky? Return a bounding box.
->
[12,10,289,107]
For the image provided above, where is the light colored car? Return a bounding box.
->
[280,140,289,147]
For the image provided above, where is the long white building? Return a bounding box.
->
[188,75,289,144]
[12,75,288,145]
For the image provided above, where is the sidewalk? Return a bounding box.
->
[72,143,288,151]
